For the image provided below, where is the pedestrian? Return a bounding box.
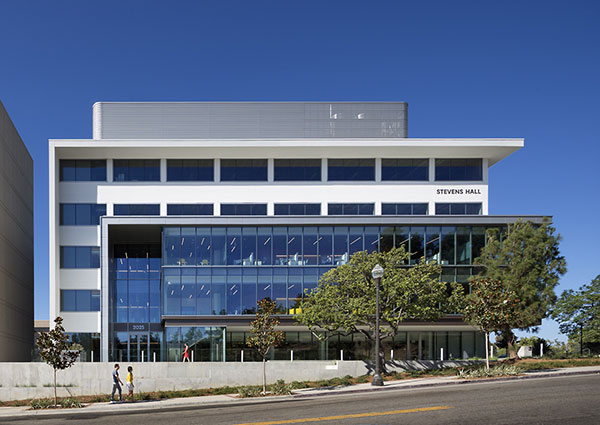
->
[183,343,190,362]
[111,363,123,403]
[126,366,135,401]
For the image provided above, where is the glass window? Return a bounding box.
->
[211,268,227,315]
[274,159,321,181]
[381,159,428,181]
[220,204,267,216]
[257,227,272,266]
[114,204,160,216]
[196,228,211,266]
[435,203,482,215]
[274,203,321,215]
[318,227,333,265]
[227,227,242,266]
[242,268,257,314]
[60,160,106,181]
[220,159,267,181]
[167,204,213,215]
[60,204,106,225]
[113,159,160,182]
[196,268,211,315]
[381,203,428,215]
[328,203,374,215]
[441,227,455,265]
[167,159,214,181]
[410,227,425,264]
[242,227,257,266]
[227,268,242,314]
[328,159,375,181]
[164,268,181,315]
[60,290,100,312]
[456,227,471,265]
[435,159,482,181]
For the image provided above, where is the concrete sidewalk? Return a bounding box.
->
[1,366,598,420]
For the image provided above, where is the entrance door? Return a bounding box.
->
[129,333,149,362]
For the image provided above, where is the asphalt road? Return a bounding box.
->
[4,374,600,425]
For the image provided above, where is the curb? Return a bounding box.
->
[1,369,599,420]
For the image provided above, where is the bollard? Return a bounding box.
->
[490,344,494,358]
[91,351,94,363]
[441,347,444,361]
[241,350,244,363]
[192,351,194,362]
[391,349,394,360]
[153,352,156,362]
[142,351,145,362]
[291,350,294,362]
[340,349,344,361]
[540,343,544,357]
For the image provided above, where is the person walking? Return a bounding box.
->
[125,366,135,401]
[111,364,123,403]
[183,343,191,362]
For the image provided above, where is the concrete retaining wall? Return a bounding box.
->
[0,360,479,401]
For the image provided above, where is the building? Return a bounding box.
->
[0,100,34,362]
[49,102,541,363]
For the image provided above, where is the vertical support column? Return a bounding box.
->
[107,159,113,183]
[160,159,166,183]
[100,219,110,362]
[321,158,328,215]
[267,158,274,182]
[214,159,221,183]
[375,157,382,215]
[482,158,489,215]
[429,158,436,215]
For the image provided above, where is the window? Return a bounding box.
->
[60,246,100,268]
[381,203,428,215]
[435,203,482,215]
[60,204,106,225]
[220,159,267,181]
[435,159,482,181]
[221,204,267,216]
[381,159,428,181]
[113,160,160,182]
[274,159,321,181]
[61,290,100,312]
[60,160,106,181]
[167,159,214,181]
[328,159,375,181]
[167,204,214,215]
[328,203,374,215]
[274,203,321,215]
[114,204,160,216]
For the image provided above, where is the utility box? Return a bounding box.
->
[518,346,533,358]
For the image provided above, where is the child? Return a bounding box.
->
[126,366,134,401]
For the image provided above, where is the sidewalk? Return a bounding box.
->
[1,366,598,420]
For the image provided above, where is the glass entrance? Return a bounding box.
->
[129,333,149,362]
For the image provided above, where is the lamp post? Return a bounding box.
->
[371,264,384,386]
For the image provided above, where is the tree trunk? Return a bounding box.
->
[485,331,490,371]
[262,357,266,395]
[504,329,518,359]
[53,369,57,407]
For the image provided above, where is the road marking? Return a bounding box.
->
[234,405,453,424]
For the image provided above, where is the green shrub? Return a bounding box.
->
[59,398,82,408]
[29,398,54,409]
[457,364,521,378]
[212,386,237,395]
[238,385,263,397]
[269,379,294,395]
[355,375,369,383]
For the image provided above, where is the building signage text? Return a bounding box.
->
[436,188,482,195]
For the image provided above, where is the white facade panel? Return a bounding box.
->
[59,270,101,290]
[60,312,100,333]
[58,226,100,246]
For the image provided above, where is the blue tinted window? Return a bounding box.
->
[60,160,106,181]
[60,290,100,312]
[60,204,106,225]
[167,159,214,181]
[220,159,267,181]
[221,204,267,216]
[435,159,482,181]
[167,204,213,215]
[328,159,375,181]
[328,203,374,215]
[382,159,428,181]
[274,203,321,215]
[114,204,160,215]
[435,203,482,215]
[113,160,160,182]
[381,203,428,215]
[274,159,321,181]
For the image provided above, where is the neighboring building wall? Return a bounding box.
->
[0,100,34,361]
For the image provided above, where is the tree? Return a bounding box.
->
[474,219,566,358]
[36,317,81,406]
[551,275,600,356]
[297,246,464,371]
[246,298,285,394]
[462,278,522,369]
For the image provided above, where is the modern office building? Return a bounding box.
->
[49,102,541,363]
[0,100,34,362]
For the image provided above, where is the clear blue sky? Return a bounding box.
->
[1,1,598,342]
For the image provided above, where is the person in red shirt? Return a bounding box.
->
[182,343,190,362]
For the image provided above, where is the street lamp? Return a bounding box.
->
[371,264,384,386]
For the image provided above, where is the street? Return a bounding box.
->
[3,374,599,425]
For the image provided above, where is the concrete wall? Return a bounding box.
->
[0,100,34,361]
[0,360,478,401]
